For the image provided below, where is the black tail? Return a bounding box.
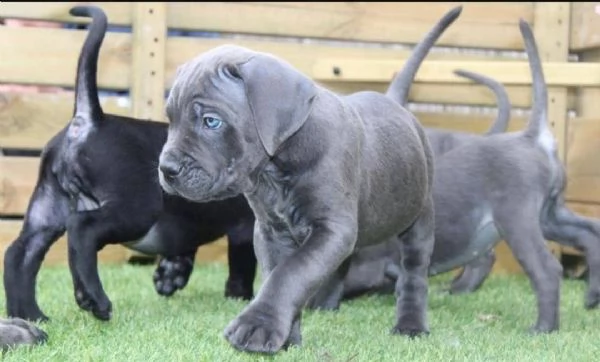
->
[453,69,512,135]
[385,6,463,107]
[69,5,107,119]
[519,19,548,138]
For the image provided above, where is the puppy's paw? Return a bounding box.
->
[0,318,48,351]
[391,316,430,339]
[224,278,253,301]
[7,307,49,323]
[153,256,194,297]
[223,305,290,354]
[528,323,558,335]
[75,289,95,312]
[584,289,600,309]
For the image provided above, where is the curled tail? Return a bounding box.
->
[385,6,463,107]
[69,5,108,119]
[519,19,548,138]
[453,69,512,135]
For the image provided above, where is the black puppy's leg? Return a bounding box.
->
[448,250,496,294]
[66,210,117,321]
[153,252,196,297]
[494,200,562,333]
[67,243,95,312]
[225,220,257,300]
[541,198,600,309]
[392,198,434,337]
[3,183,68,322]
[305,258,351,311]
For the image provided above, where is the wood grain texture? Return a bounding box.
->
[570,2,600,51]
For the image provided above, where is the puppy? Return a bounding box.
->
[158,6,464,354]
[339,70,511,300]
[3,5,257,323]
[0,318,47,353]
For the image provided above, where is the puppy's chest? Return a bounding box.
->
[248,181,312,246]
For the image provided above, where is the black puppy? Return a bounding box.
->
[3,5,256,322]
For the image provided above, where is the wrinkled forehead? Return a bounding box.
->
[167,45,254,110]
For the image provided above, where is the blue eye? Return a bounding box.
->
[202,116,223,129]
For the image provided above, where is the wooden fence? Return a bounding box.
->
[1,2,600,274]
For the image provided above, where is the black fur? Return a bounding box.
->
[3,5,257,322]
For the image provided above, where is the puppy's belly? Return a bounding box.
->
[430,209,500,275]
[123,224,162,255]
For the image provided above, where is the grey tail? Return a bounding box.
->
[453,69,512,135]
[69,5,108,119]
[519,19,548,138]
[385,6,463,107]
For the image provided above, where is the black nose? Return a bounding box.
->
[160,159,182,181]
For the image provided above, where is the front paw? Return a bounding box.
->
[585,288,600,309]
[153,256,194,297]
[0,317,48,350]
[75,289,95,312]
[75,289,112,321]
[223,306,290,354]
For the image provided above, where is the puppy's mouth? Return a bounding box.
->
[159,165,239,203]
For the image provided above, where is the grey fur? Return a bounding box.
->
[0,318,47,353]
[385,19,600,333]
[158,7,464,354]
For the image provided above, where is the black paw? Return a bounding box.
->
[391,318,430,339]
[75,289,95,312]
[223,305,290,354]
[224,278,253,301]
[74,289,112,321]
[153,256,194,297]
[7,307,49,323]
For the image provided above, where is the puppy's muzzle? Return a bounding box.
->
[159,158,183,183]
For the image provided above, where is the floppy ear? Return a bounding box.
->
[237,55,317,156]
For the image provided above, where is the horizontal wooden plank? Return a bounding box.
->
[566,117,600,203]
[313,58,600,87]
[0,92,131,149]
[0,2,132,25]
[167,2,532,50]
[0,26,132,89]
[0,220,129,267]
[2,25,533,89]
[569,3,600,51]
[0,219,228,267]
[0,156,39,215]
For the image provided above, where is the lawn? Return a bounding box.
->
[1,262,599,362]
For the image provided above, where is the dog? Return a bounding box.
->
[157,6,464,355]
[338,70,511,300]
[0,318,47,353]
[3,5,257,323]
[356,20,600,333]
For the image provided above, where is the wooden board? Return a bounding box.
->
[570,2,600,51]
[0,92,131,150]
[0,156,39,215]
[565,117,600,203]
[166,2,532,50]
[312,58,600,87]
[0,220,129,267]
[0,2,133,25]
[0,220,228,268]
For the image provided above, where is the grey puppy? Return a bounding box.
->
[157,5,463,355]
[340,21,600,329]
[0,318,47,353]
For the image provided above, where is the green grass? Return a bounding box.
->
[1,263,600,362]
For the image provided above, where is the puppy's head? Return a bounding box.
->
[159,45,317,202]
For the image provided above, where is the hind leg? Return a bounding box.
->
[392,197,434,337]
[225,219,257,301]
[3,182,68,322]
[448,250,496,294]
[541,197,600,309]
[494,200,562,333]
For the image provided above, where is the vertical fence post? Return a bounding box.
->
[128,2,167,262]
[130,2,167,122]
[534,2,571,260]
